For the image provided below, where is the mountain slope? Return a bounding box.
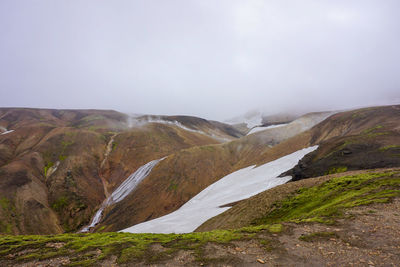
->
[0,108,237,234]
[95,112,332,232]
[197,105,400,231]
[284,105,400,179]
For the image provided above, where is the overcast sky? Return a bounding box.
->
[0,0,399,120]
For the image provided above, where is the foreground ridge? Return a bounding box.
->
[1,169,399,266]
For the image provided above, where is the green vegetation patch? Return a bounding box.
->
[0,229,252,265]
[379,145,400,152]
[44,161,54,177]
[252,171,400,226]
[362,125,383,135]
[325,166,348,175]
[0,197,16,234]
[51,196,69,212]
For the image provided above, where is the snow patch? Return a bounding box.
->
[80,157,165,232]
[227,110,263,129]
[46,161,60,178]
[1,129,14,135]
[121,146,318,234]
[148,119,202,134]
[247,123,288,135]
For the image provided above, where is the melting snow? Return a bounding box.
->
[121,146,318,234]
[80,157,165,232]
[148,119,204,134]
[1,129,14,135]
[247,123,288,135]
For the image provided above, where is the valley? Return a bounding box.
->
[0,105,399,266]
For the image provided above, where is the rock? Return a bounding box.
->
[257,259,265,264]
[342,149,352,155]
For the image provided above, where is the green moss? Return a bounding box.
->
[0,197,16,234]
[97,226,106,232]
[0,230,246,265]
[52,196,68,212]
[362,125,383,135]
[112,142,117,151]
[299,231,338,242]
[252,171,400,226]
[200,145,216,152]
[82,115,106,122]
[379,145,400,152]
[0,197,10,210]
[167,181,178,191]
[325,166,348,175]
[267,224,283,233]
[44,161,54,177]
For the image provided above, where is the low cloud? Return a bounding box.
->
[0,0,399,120]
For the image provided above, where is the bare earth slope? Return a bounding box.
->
[0,108,237,234]
[283,105,400,180]
[95,112,332,232]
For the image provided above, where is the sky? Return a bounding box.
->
[0,0,399,121]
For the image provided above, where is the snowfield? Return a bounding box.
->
[121,146,318,234]
[1,129,14,135]
[247,123,288,135]
[81,158,165,232]
[226,111,263,129]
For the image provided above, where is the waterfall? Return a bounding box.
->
[80,157,165,232]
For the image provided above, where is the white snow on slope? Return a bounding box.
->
[148,119,202,134]
[81,157,165,232]
[1,129,14,135]
[227,110,263,129]
[121,146,318,234]
[247,123,288,135]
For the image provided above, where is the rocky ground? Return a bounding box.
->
[153,199,400,267]
[2,192,399,267]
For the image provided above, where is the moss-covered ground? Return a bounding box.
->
[1,170,399,266]
[252,170,400,225]
[0,226,283,266]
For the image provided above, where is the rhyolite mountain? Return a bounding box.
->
[0,105,399,235]
[0,108,241,234]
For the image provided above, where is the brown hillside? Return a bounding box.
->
[0,108,229,234]
[96,112,331,232]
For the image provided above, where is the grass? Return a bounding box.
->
[1,170,399,265]
[325,166,348,175]
[252,171,400,225]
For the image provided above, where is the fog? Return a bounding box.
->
[0,0,399,120]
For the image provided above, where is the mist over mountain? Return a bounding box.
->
[1,1,400,120]
[1,1,400,266]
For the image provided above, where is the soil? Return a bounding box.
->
[5,197,399,267]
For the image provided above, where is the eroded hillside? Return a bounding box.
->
[0,108,240,234]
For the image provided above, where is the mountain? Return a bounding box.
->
[0,108,241,234]
[92,111,331,232]
[0,105,399,266]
